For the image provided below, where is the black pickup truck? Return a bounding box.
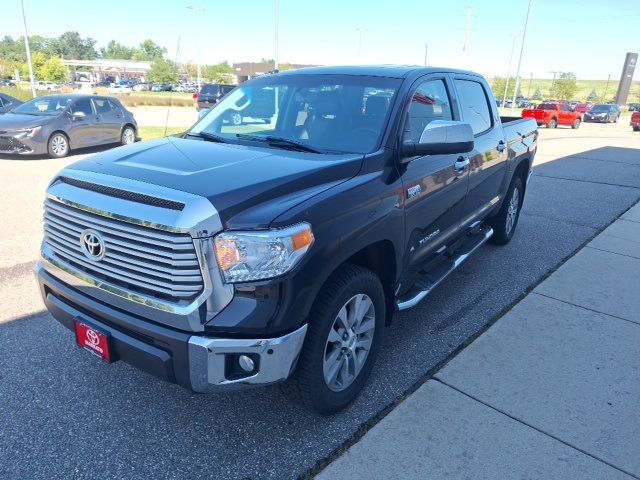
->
[36,66,537,414]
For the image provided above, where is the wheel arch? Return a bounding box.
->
[48,130,70,148]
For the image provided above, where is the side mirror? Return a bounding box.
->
[198,108,210,120]
[72,111,86,120]
[401,120,474,162]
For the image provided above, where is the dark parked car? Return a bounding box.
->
[194,83,237,110]
[36,66,538,414]
[0,79,16,87]
[628,103,640,112]
[0,94,138,158]
[0,93,23,114]
[583,104,621,123]
[151,83,172,92]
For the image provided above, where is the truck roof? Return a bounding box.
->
[276,65,483,79]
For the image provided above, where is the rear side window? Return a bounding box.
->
[92,98,112,114]
[72,98,93,116]
[454,79,493,135]
[200,84,220,95]
[405,79,453,142]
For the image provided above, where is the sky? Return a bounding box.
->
[4,0,639,80]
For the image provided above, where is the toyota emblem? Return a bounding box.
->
[85,329,100,345]
[80,229,106,260]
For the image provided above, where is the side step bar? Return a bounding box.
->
[396,227,494,311]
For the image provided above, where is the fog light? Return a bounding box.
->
[238,354,255,372]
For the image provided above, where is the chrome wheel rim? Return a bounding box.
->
[51,135,67,156]
[323,294,376,392]
[506,186,520,235]
[122,128,135,144]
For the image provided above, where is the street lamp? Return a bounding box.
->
[186,5,204,89]
[604,73,611,101]
[424,43,428,66]
[510,0,533,115]
[19,0,36,98]
[274,0,279,70]
[502,34,518,109]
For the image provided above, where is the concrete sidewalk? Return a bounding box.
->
[318,204,640,480]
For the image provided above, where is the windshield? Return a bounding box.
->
[190,74,401,154]
[12,95,74,116]
[589,105,611,113]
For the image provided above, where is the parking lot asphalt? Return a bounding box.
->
[1,119,639,479]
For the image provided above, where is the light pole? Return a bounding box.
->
[355,27,369,60]
[510,0,533,116]
[604,73,611,101]
[549,70,560,98]
[527,72,533,97]
[424,43,428,66]
[186,5,204,88]
[274,0,279,70]
[20,0,36,98]
[502,34,518,109]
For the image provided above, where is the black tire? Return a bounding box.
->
[633,126,640,132]
[489,175,524,245]
[571,118,581,129]
[47,132,69,158]
[614,115,618,123]
[547,118,557,129]
[121,125,136,146]
[281,264,385,415]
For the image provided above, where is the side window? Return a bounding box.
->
[92,98,112,114]
[108,100,121,111]
[454,79,493,135]
[405,79,452,142]
[72,98,93,116]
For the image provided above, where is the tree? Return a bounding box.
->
[202,61,234,83]
[532,88,542,100]
[53,31,96,59]
[37,56,67,82]
[550,72,577,100]
[147,59,177,83]
[100,40,134,60]
[133,39,166,60]
[490,77,516,102]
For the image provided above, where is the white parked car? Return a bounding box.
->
[109,85,133,95]
[132,83,149,92]
[35,81,62,92]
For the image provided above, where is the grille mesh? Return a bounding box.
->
[43,198,203,301]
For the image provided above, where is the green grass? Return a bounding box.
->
[137,126,186,140]
[493,78,640,103]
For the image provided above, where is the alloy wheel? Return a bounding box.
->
[50,135,68,157]
[122,127,135,145]
[323,294,376,392]
[506,186,520,235]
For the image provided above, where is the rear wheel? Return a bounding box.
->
[571,118,581,129]
[47,132,69,158]
[614,115,618,123]
[121,125,136,145]
[547,118,557,129]
[489,175,524,245]
[633,126,640,132]
[282,264,385,415]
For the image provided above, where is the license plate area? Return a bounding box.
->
[74,319,114,363]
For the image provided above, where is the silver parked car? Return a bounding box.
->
[0,94,138,158]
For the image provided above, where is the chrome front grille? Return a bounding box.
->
[43,198,204,301]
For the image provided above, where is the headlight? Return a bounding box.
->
[214,223,314,283]
[13,126,42,138]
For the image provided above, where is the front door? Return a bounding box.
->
[92,97,121,143]
[67,97,97,148]
[401,76,469,270]
[452,76,508,223]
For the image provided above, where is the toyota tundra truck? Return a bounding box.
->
[36,66,538,414]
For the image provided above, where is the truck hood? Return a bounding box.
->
[67,136,364,229]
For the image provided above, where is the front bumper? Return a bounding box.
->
[36,261,307,391]
[0,134,47,155]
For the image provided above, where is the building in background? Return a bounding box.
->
[62,59,152,83]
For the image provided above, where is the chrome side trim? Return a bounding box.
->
[188,324,308,391]
[396,227,494,311]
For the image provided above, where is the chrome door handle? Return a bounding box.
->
[454,156,470,173]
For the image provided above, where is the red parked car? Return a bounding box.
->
[522,102,582,129]
[631,111,640,132]
[575,103,592,114]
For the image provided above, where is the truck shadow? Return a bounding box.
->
[1,145,639,479]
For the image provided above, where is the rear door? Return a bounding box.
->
[401,75,470,269]
[558,104,573,125]
[452,75,508,222]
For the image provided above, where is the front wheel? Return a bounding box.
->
[547,118,557,129]
[489,175,524,245]
[571,118,581,129]
[282,264,385,415]
[121,125,136,145]
[47,132,69,158]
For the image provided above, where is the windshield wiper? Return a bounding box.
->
[235,134,322,153]
[185,131,228,143]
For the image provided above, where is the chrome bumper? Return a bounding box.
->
[188,324,308,391]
